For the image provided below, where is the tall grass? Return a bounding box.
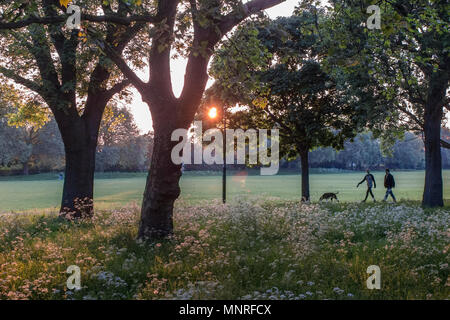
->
[0,198,448,300]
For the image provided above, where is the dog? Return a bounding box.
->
[319,192,339,202]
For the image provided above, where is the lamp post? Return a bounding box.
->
[208,106,226,203]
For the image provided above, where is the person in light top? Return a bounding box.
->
[357,169,376,202]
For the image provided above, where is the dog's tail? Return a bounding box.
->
[335,191,339,194]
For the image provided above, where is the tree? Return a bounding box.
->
[0,85,31,170]
[329,0,449,206]
[4,91,50,175]
[0,84,57,174]
[374,0,449,207]
[98,104,140,147]
[385,132,425,169]
[336,133,383,170]
[100,0,286,239]
[321,0,449,206]
[0,0,141,217]
[1,0,290,237]
[31,119,65,172]
[208,10,388,200]
[96,104,151,172]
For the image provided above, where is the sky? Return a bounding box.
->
[128,0,300,133]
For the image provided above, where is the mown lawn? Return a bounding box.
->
[0,199,448,300]
[0,170,449,212]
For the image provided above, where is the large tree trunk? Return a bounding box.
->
[59,119,98,218]
[422,104,444,208]
[138,123,182,239]
[422,70,446,207]
[299,147,310,202]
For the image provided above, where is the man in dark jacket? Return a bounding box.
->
[383,169,396,202]
[357,169,376,202]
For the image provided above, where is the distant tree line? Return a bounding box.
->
[182,130,450,172]
[0,104,153,176]
[284,131,450,171]
[2,103,448,175]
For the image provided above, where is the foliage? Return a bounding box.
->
[0,84,53,171]
[325,0,449,147]
[208,9,394,161]
[96,104,153,172]
[0,116,65,173]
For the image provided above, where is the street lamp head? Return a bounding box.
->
[208,107,218,119]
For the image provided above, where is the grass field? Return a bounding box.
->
[0,170,449,212]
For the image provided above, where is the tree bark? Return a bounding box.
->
[58,118,99,218]
[137,121,183,239]
[422,72,446,207]
[299,147,310,202]
[422,113,443,207]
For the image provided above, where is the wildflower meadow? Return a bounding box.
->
[0,198,448,300]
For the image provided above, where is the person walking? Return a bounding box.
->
[357,169,376,202]
[383,169,397,202]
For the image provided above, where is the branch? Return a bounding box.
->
[441,139,450,149]
[115,22,146,52]
[0,67,43,95]
[261,105,293,135]
[188,0,200,33]
[99,39,147,93]
[443,98,449,111]
[398,61,426,106]
[396,103,424,129]
[84,11,145,104]
[148,0,179,100]
[42,1,78,92]
[180,0,284,117]
[104,79,131,101]
[0,13,160,30]
[219,0,286,34]
[27,24,61,91]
